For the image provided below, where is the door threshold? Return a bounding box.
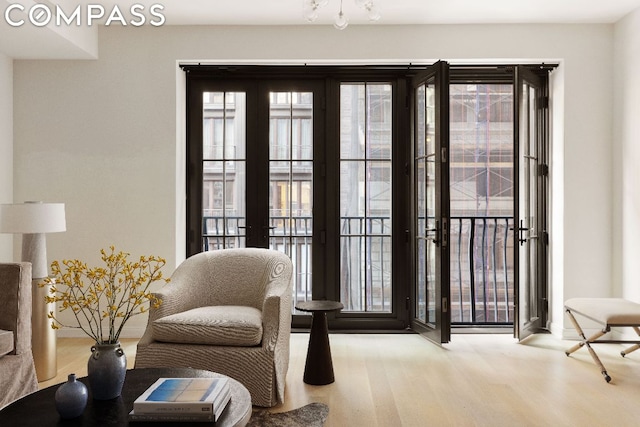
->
[452,326,512,334]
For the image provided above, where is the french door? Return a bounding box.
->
[514,66,548,340]
[184,64,549,336]
[185,67,409,329]
[186,76,326,314]
[411,61,451,343]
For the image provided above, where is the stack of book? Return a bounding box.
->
[129,377,231,423]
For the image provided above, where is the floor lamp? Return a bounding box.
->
[0,201,66,381]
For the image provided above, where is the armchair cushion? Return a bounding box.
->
[153,306,263,347]
[0,329,13,357]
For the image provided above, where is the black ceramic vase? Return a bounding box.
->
[54,373,88,418]
[87,342,127,400]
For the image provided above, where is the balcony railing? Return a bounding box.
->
[201,215,514,325]
[450,216,513,325]
[339,216,392,313]
[202,216,313,311]
[268,216,313,310]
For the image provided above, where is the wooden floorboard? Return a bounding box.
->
[40,333,640,426]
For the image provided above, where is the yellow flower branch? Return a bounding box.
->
[41,246,169,344]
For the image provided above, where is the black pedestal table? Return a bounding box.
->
[295,300,344,385]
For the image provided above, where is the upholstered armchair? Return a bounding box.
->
[135,248,293,407]
[0,263,38,409]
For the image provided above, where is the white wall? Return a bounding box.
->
[12,24,614,337]
[0,52,12,261]
[549,65,565,334]
[614,9,640,304]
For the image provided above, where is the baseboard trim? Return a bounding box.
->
[55,327,146,339]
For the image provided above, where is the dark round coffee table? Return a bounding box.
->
[0,368,252,426]
[295,300,344,385]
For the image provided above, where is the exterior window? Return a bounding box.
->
[202,91,247,250]
[449,83,514,324]
[269,91,314,307]
[450,84,514,216]
[340,83,393,313]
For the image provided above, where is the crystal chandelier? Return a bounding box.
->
[303,0,381,30]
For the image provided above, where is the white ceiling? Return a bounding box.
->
[3,0,640,60]
[110,0,640,25]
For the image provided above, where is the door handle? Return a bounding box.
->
[510,220,530,246]
[263,225,276,239]
[425,220,440,247]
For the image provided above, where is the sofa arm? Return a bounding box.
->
[0,263,33,356]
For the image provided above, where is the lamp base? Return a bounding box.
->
[22,233,47,279]
[32,278,57,382]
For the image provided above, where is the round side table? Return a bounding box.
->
[295,300,344,385]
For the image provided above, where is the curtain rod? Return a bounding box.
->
[179,62,558,73]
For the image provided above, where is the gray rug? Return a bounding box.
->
[247,402,329,427]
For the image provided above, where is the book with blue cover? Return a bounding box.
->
[132,377,230,419]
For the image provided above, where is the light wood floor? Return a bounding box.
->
[40,333,640,426]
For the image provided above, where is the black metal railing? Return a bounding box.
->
[201,215,514,325]
[202,216,245,251]
[202,215,314,311]
[450,216,513,325]
[339,216,392,312]
[268,216,313,309]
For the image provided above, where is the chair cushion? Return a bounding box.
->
[152,306,263,346]
[565,298,640,325]
[0,329,14,357]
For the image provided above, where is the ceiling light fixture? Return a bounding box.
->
[303,0,381,30]
[334,0,348,30]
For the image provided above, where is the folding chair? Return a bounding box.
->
[564,298,640,382]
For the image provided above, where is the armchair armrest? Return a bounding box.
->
[138,281,196,346]
[261,277,293,352]
[147,285,189,321]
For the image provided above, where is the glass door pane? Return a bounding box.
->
[515,66,546,340]
[202,92,247,250]
[415,82,437,324]
[269,91,314,307]
[339,83,393,313]
[449,83,515,325]
[412,61,450,344]
[521,83,538,321]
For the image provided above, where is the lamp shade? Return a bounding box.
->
[0,202,66,234]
